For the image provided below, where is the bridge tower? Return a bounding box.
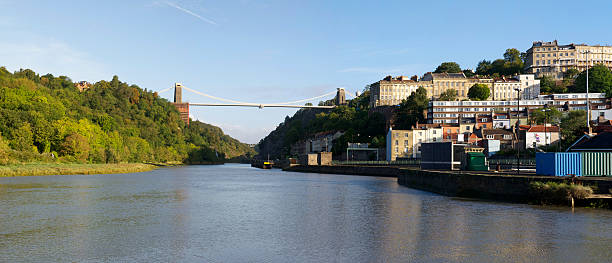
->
[172,83,190,125]
[336,88,346,105]
[174,83,183,103]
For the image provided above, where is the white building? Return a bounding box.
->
[492,74,540,101]
[370,76,419,107]
[523,125,560,149]
[428,93,611,124]
[411,127,443,158]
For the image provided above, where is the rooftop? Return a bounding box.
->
[569,132,612,151]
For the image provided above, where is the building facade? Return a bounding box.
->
[491,74,540,101]
[411,125,443,158]
[419,72,493,100]
[386,129,413,161]
[428,93,611,124]
[524,40,612,79]
[521,125,560,149]
[370,76,418,107]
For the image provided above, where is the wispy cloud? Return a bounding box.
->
[0,37,108,81]
[338,64,432,76]
[164,1,217,25]
[338,67,403,74]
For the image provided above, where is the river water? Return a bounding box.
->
[1,164,611,262]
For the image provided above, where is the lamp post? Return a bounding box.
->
[514,87,521,175]
[582,50,592,134]
[542,104,551,148]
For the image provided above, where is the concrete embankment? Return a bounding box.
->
[283,165,401,178]
[284,165,612,207]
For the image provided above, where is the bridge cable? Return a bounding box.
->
[181,86,338,105]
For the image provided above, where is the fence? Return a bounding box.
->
[333,158,535,167]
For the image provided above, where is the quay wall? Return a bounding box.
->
[284,165,612,203]
[283,165,400,178]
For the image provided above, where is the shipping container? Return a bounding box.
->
[581,152,612,177]
[536,152,582,176]
[421,142,454,170]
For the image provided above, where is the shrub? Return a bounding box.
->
[530,181,593,205]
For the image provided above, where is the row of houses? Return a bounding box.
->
[386,123,561,161]
[370,73,541,107]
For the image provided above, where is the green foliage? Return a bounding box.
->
[539,76,567,94]
[573,64,612,97]
[394,87,428,130]
[257,90,386,159]
[560,110,587,150]
[530,181,593,205]
[434,62,462,73]
[563,68,580,80]
[462,69,475,77]
[0,67,254,164]
[529,107,562,125]
[438,89,457,101]
[468,84,490,101]
[475,48,524,76]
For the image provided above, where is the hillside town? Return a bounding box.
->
[285,40,612,165]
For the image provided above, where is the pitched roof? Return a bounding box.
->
[527,126,560,132]
[569,132,612,151]
[482,129,514,135]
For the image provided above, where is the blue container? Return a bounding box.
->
[536,152,582,177]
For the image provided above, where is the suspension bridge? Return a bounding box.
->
[156,83,354,109]
[156,83,355,124]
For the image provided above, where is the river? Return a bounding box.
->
[1,164,611,262]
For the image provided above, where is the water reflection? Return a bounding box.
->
[1,164,611,262]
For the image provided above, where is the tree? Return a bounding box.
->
[394,87,429,129]
[530,107,562,125]
[468,84,490,101]
[9,123,34,152]
[304,102,313,106]
[434,62,462,73]
[476,60,492,75]
[539,76,557,94]
[503,48,522,63]
[438,89,457,101]
[563,68,580,80]
[462,69,475,78]
[560,110,587,150]
[573,64,612,97]
[60,133,90,161]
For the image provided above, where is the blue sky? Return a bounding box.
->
[2,0,612,143]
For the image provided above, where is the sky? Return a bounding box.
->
[2,0,612,143]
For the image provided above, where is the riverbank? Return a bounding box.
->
[0,163,158,177]
[284,165,612,208]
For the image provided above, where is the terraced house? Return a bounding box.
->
[524,40,612,80]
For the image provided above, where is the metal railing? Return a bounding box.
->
[332,158,535,166]
[332,159,420,166]
[488,158,536,166]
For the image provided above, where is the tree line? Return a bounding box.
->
[0,67,254,165]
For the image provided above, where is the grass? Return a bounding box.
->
[529,181,593,205]
[0,163,158,177]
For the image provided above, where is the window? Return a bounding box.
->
[601,112,605,116]
[433,130,437,134]
[395,147,398,153]
[504,135,512,140]
[486,135,494,139]
[466,126,470,130]
[405,133,409,137]
[395,140,398,145]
